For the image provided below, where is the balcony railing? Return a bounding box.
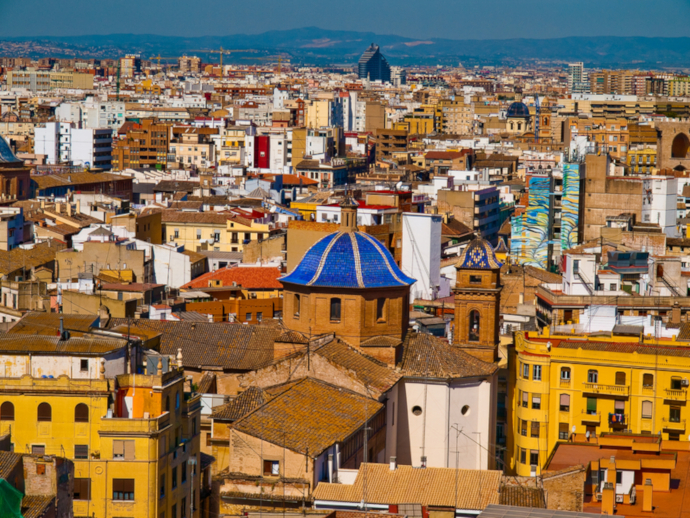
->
[662,418,686,430]
[583,383,630,396]
[664,389,688,401]
[609,413,626,426]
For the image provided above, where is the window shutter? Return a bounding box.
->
[642,401,653,418]
[113,440,124,457]
[587,398,597,413]
[124,440,135,460]
[615,401,625,411]
[522,392,528,404]
[533,396,541,405]
[75,445,89,459]
[560,394,570,406]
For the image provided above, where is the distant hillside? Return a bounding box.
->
[2,27,690,67]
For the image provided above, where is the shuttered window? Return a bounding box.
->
[0,402,14,420]
[586,398,597,414]
[560,394,570,411]
[113,440,135,460]
[74,403,89,423]
[113,479,135,501]
[37,403,51,422]
[74,478,91,500]
[74,445,88,459]
[642,401,653,419]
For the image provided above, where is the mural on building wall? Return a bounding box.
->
[510,175,550,269]
[560,164,580,252]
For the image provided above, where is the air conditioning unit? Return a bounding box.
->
[682,379,689,387]
[616,495,624,504]
[595,492,603,502]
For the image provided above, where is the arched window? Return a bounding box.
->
[294,294,300,318]
[165,396,170,413]
[672,133,690,158]
[0,402,14,421]
[37,403,52,422]
[587,370,598,383]
[469,310,480,342]
[561,367,571,380]
[615,372,626,386]
[330,298,341,322]
[643,373,654,387]
[75,403,89,423]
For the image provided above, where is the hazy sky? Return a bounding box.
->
[1,0,690,39]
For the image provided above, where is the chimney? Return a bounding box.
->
[177,348,183,369]
[643,478,653,512]
[76,199,81,214]
[328,454,334,482]
[67,203,73,217]
[100,359,106,380]
[601,482,615,515]
[55,202,62,214]
[390,456,397,471]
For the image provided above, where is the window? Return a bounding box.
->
[531,421,540,438]
[561,367,571,380]
[520,448,526,464]
[522,391,528,408]
[174,229,179,238]
[113,440,135,460]
[609,284,617,291]
[672,377,683,390]
[294,294,300,318]
[74,478,91,500]
[616,471,622,484]
[615,372,626,386]
[412,405,423,416]
[75,403,89,423]
[522,363,530,379]
[520,419,527,436]
[172,504,177,518]
[670,407,681,423]
[160,474,165,498]
[245,312,252,321]
[533,365,542,381]
[256,312,263,322]
[182,497,187,518]
[642,401,653,419]
[165,396,170,413]
[559,423,570,440]
[586,398,597,415]
[0,402,14,420]
[573,260,580,273]
[469,275,482,284]
[330,298,341,321]
[469,310,480,342]
[530,450,539,466]
[587,370,598,383]
[172,466,178,489]
[113,479,135,501]
[176,392,180,410]
[37,403,51,422]
[560,393,570,412]
[376,299,386,321]
[643,374,654,388]
[80,359,88,372]
[532,395,541,410]
[263,460,280,476]
[182,464,187,484]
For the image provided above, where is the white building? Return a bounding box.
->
[401,213,448,301]
[641,176,679,237]
[35,122,113,169]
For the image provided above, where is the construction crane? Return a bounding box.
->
[148,55,178,75]
[241,55,291,74]
[189,47,254,69]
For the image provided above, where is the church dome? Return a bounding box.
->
[281,231,415,289]
[506,102,530,118]
[456,237,503,270]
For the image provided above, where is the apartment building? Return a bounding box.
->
[169,127,218,169]
[627,148,658,175]
[437,187,501,244]
[0,331,204,518]
[82,100,126,131]
[112,119,170,171]
[178,55,201,74]
[7,69,94,92]
[119,54,141,78]
[669,77,690,97]
[34,122,114,169]
[218,126,248,165]
[589,70,636,95]
[439,99,473,135]
[507,327,690,476]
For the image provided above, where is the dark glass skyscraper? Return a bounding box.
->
[358,44,391,83]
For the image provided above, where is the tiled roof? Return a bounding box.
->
[499,485,546,508]
[8,312,98,336]
[0,240,65,276]
[456,237,503,270]
[153,180,199,193]
[554,339,690,359]
[281,231,415,289]
[274,329,309,344]
[32,172,128,191]
[161,210,251,227]
[0,451,21,479]
[181,266,283,290]
[232,378,382,456]
[212,386,272,420]
[0,335,127,355]
[399,332,498,378]
[21,495,54,518]
[107,319,281,370]
[197,371,216,394]
[101,283,164,292]
[313,463,501,510]
[315,339,401,394]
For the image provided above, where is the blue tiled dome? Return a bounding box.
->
[456,237,503,270]
[506,102,530,118]
[281,231,415,288]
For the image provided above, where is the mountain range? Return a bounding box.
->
[2,27,690,67]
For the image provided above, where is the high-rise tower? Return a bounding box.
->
[358,44,391,83]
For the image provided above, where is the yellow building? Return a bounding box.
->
[162,212,272,253]
[439,99,473,135]
[305,99,333,129]
[0,334,204,517]
[669,78,690,97]
[219,126,247,165]
[627,147,658,175]
[507,328,690,476]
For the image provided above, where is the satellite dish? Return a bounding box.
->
[586,431,591,439]
[572,426,577,433]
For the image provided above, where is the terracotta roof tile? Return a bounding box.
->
[21,495,55,518]
[182,266,283,290]
[0,451,21,479]
[212,386,272,421]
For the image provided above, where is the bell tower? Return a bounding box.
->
[453,237,502,363]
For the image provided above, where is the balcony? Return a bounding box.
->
[559,379,571,388]
[664,388,688,401]
[583,383,630,396]
[581,411,601,424]
[609,413,626,427]
[662,418,686,431]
